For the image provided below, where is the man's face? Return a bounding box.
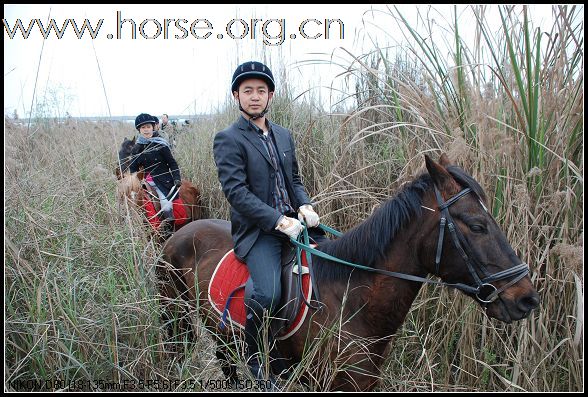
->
[139,123,154,138]
[234,78,274,117]
[162,115,168,124]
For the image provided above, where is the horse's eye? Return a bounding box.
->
[469,224,486,233]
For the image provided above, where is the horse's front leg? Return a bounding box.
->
[330,351,383,391]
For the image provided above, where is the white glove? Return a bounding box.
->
[275,215,304,238]
[298,204,320,228]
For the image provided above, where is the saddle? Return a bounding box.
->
[208,245,314,340]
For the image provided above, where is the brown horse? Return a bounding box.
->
[115,134,203,235]
[159,154,539,391]
[116,170,203,237]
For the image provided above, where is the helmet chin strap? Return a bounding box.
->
[237,97,270,120]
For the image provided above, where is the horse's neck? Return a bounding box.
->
[327,235,425,339]
[362,277,424,339]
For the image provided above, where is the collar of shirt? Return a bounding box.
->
[247,118,272,136]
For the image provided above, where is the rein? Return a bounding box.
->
[290,226,482,299]
[291,187,529,305]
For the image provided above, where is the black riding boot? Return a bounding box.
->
[244,309,278,391]
[163,207,175,222]
[244,309,263,373]
[160,209,175,238]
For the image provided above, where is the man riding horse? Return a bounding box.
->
[213,61,321,384]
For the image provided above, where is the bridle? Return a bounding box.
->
[290,186,530,307]
[433,187,530,303]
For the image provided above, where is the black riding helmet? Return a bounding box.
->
[135,113,156,130]
[231,61,275,93]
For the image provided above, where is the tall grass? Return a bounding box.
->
[5,4,582,392]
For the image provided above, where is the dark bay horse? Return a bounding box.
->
[160,154,539,391]
[116,136,136,176]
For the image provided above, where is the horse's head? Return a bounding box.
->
[116,170,144,207]
[116,136,136,177]
[420,153,539,323]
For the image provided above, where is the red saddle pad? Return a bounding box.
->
[172,198,188,227]
[208,249,312,340]
[143,197,187,230]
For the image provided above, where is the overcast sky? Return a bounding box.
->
[4,4,559,119]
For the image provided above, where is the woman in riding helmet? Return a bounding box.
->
[129,113,182,235]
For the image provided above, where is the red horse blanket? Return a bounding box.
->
[208,249,313,340]
[143,197,188,230]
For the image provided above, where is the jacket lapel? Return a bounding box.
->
[269,121,299,206]
[236,116,274,168]
[271,123,290,162]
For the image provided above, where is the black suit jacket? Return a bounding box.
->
[129,133,181,198]
[213,116,311,258]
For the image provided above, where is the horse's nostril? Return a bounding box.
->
[518,293,540,312]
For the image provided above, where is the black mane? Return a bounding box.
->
[313,165,486,283]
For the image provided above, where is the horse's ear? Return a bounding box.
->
[438,153,452,168]
[425,154,460,198]
[115,167,122,180]
[131,136,136,144]
[136,168,145,181]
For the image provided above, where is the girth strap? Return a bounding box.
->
[219,283,246,330]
